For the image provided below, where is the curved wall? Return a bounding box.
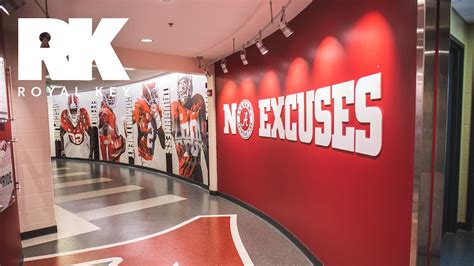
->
[215,0,417,264]
[48,73,210,186]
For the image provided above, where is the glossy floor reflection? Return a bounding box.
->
[22,159,311,265]
[441,229,474,266]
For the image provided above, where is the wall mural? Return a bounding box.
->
[0,56,14,214]
[48,73,209,186]
[0,140,13,213]
[0,58,7,122]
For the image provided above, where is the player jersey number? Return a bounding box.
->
[68,132,84,145]
[179,119,201,157]
[147,122,155,149]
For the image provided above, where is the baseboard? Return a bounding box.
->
[21,225,58,240]
[215,191,322,266]
[19,250,24,266]
[51,157,209,190]
[457,222,472,231]
[209,190,218,196]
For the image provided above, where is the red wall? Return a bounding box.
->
[215,0,417,265]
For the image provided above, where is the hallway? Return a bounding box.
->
[22,159,310,265]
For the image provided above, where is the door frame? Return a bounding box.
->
[467,63,474,230]
[443,35,465,233]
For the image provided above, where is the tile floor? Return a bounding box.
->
[22,159,312,265]
[441,229,474,266]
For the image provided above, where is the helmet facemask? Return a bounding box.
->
[150,87,159,105]
[103,89,117,109]
[67,95,80,126]
[177,75,193,104]
[142,83,154,105]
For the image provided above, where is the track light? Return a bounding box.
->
[279,7,294,38]
[204,68,211,78]
[256,40,269,55]
[256,31,269,55]
[279,22,294,38]
[220,58,228,74]
[240,46,248,65]
[0,5,10,15]
[0,0,25,16]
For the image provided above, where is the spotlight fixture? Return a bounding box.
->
[256,30,269,55]
[279,6,294,38]
[1,0,26,16]
[140,38,153,43]
[240,45,248,65]
[204,68,212,78]
[0,5,10,15]
[220,58,228,74]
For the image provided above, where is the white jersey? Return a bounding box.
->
[63,132,91,158]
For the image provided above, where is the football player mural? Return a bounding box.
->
[48,72,209,185]
[171,75,208,183]
[60,94,92,158]
[0,140,14,213]
[99,89,126,162]
[132,82,166,166]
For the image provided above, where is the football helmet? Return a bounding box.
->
[67,94,80,126]
[177,75,193,104]
[150,87,159,105]
[142,82,155,105]
[103,89,117,108]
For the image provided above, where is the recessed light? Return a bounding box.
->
[140,38,153,43]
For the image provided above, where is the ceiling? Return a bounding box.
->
[453,0,474,23]
[4,0,312,61]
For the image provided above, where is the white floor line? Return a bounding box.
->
[55,185,144,203]
[52,167,70,171]
[53,171,89,178]
[230,215,254,265]
[22,205,101,248]
[76,194,186,221]
[24,214,254,266]
[54,178,113,189]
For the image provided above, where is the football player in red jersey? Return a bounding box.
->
[99,89,126,162]
[60,94,92,158]
[132,82,165,166]
[171,75,208,182]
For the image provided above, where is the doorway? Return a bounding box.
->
[443,36,465,234]
[441,35,474,265]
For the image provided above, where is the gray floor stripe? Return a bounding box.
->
[54,172,89,178]
[55,185,144,203]
[54,178,113,189]
[76,195,186,221]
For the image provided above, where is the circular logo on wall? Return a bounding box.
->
[237,99,254,140]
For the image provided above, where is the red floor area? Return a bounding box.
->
[25,216,247,265]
